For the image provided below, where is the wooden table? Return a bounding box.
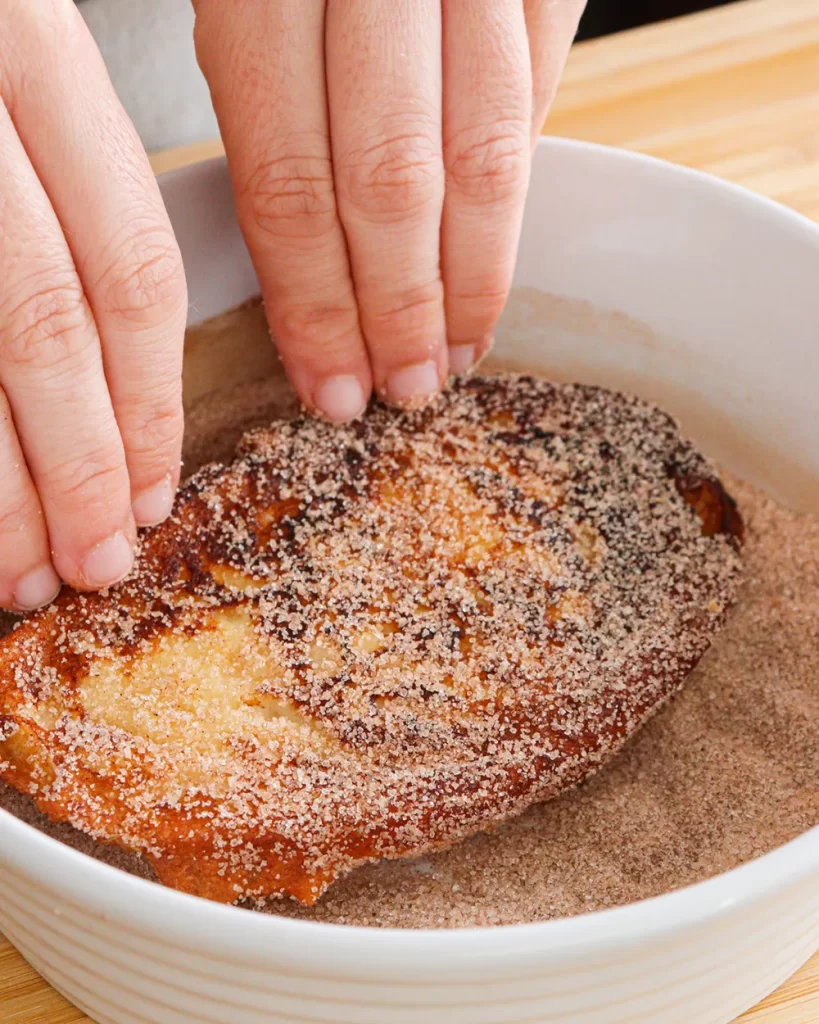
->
[2,0,818,1020]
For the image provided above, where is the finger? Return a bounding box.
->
[4,4,187,523]
[327,0,448,407]
[525,0,586,144]
[0,388,61,612]
[194,0,371,424]
[0,98,135,590]
[441,0,532,371]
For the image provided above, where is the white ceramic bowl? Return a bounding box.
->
[0,138,817,1024]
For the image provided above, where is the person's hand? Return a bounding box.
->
[194,0,585,422]
[0,2,187,611]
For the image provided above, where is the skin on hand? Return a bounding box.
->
[0,0,581,611]
[193,0,586,422]
[0,0,188,611]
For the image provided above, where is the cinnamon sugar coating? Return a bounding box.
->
[0,375,742,905]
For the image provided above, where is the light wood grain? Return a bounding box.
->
[148,0,819,221]
[548,0,819,221]
[2,0,818,1020]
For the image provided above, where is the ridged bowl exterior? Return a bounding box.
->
[1,819,818,1024]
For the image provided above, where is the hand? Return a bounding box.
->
[194,0,585,421]
[0,1,187,610]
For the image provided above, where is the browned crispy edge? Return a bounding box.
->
[0,385,744,906]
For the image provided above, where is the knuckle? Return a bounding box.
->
[99,231,187,329]
[340,133,442,221]
[277,302,361,354]
[0,278,92,372]
[123,401,184,462]
[239,154,338,242]
[44,449,125,510]
[0,493,40,543]
[363,281,444,341]
[449,281,511,330]
[445,124,530,204]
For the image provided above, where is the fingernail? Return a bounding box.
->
[448,344,476,375]
[132,475,174,527]
[475,334,495,362]
[81,532,134,589]
[314,375,367,423]
[14,564,62,611]
[387,360,440,408]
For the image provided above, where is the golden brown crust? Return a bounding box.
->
[0,374,742,905]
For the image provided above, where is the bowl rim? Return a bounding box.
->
[3,797,818,977]
[1,136,817,974]
[156,135,819,247]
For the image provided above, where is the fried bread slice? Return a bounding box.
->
[0,374,742,905]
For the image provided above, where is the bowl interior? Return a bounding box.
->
[0,140,816,971]
[165,139,819,514]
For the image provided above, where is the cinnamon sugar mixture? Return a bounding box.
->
[0,374,742,904]
[0,314,816,926]
[275,471,817,926]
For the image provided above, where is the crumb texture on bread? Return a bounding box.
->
[0,375,742,905]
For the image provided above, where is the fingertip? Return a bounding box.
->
[385,359,443,409]
[13,563,62,612]
[313,374,369,424]
[475,333,495,363]
[448,333,495,377]
[76,531,135,591]
[132,474,175,528]
[448,344,476,375]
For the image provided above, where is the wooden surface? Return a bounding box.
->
[149,0,819,222]
[2,0,818,1021]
